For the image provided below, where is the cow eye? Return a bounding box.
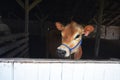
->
[75,35,80,39]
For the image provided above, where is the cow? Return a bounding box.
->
[46,20,94,59]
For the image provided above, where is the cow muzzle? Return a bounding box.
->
[56,49,66,57]
[56,39,82,58]
[56,45,70,58]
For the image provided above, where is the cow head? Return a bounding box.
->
[55,21,94,58]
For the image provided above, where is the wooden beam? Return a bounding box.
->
[110,2,119,10]
[94,0,104,58]
[29,0,42,11]
[25,0,29,33]
[0,38,28,56]
[16,0,24,9]
[105,11,120,14]
[107,15,120,25]
[35,14,41,21]
[5,43,28,57]
[16,0,42,33]
[93,17,98,24]
[35,13,48,22]
[18,48,29,57]
[113,19,120,26]
[16,0,42,11]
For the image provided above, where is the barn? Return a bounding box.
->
[0,0,120,80]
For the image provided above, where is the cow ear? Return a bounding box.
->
[55,22,64,31]
[84,25,94,36]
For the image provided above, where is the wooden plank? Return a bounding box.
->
[49,63,62,80]
[18,48,29,57]
[0,38,28,56]
[0,33,28,44]
[72,64,85,80]
[0,59,120,63]
[0,63,13,80]
[62,63,74,80]
[38,63,50,80]
[14,63,38,80]
[5,43,28,57]
[0,59,120,80]
[104,64,120,80]
[107,15,120,25]
[83,64,105,80]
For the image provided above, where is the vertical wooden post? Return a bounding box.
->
[94,0,104,58]
[16,0,42,57]
[25,0,29,33]
[16,0,42,33]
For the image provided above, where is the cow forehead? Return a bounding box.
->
[62,22,83,37]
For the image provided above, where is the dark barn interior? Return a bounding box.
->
[0,0,120,59]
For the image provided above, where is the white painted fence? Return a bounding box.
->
[0,58,120,80]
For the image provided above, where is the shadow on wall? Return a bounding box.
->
[82,38,120,59]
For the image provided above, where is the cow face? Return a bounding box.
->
[55,21,94,58]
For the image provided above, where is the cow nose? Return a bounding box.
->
[57,49,66,57]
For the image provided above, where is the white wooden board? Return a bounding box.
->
[0,63,13,80]
[0,59,120,80]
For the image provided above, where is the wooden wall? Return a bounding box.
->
[0,59,120,80]
[0,33,29,58]
[101,26,120,40]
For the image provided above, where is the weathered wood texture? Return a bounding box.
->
[0,33,29,58]
[0,59,120,80]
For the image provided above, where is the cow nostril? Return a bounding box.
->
[62,50,66,54]
[57,49,66,57]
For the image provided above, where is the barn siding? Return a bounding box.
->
[0,59,120,80]
[101,26,120,40]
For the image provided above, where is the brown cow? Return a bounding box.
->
[46,21,94,59]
